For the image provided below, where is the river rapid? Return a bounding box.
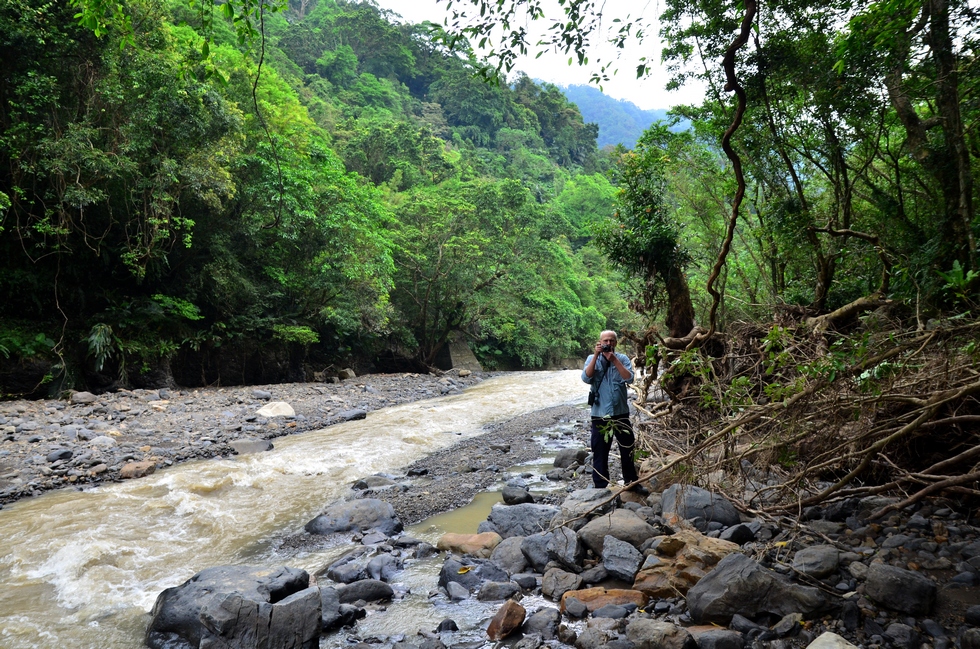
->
[0,370,586,649]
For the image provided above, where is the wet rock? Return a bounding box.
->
[793,545,840,578]
[436,532,502,558]
[305,498,403,536]
[602,535,642,582]
[524,607,560,639]
[593,604,630,619]
[548,526,584,572]
[487,503,559,538]
[339,579,393,603]
[564,597,588,618]
[662,484,740,531]
[230,439,273,455]
[490,536,528,575]
[120,461,156,479]
[447,581,469,601]
[542,568,583,600]
[366,554,403,582]
[477,581,520,601]
[438,556,508,593]
[521,532,555,573]
[626,619,697,649]
[198,587,320,649]
[864,562,936,615]
[320,586,366,631]
[686,553,830,624]
[554,448,588,469]
[333,409,368,422]
[353,475,398,490]
[578,509,657,554]
[693,629,745,649]
[328,562,365,584]
[145,565,311,649]
[502,486,534,505]
[515,633,543,649]
[487,600,526,641]
[436,619,458,632]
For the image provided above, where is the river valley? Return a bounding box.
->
[0,370,587,648]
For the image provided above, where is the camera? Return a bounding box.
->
[601,344,611,353]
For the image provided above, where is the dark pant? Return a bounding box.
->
[590,414,638,488]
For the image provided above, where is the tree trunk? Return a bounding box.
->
[664,266,696,338]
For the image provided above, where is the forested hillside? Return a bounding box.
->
[0,0,632,395]
[560,85,672,149]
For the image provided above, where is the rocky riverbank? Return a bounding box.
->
[0,369,490,506]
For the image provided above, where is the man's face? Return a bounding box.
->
[601,334,617,350]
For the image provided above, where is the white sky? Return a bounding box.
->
[373,0,706,110]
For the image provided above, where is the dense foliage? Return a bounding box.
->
[0,0,632,395]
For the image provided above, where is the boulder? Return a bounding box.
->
[578,509,657,555]
[438,556,508,593]
[487,600,526,641]
[552,489,616,530]
[502,486,534,505]
[487,503,559,538]
[632,529,739,598]
[542,568,584,600]
[352,475,398,490]
[602,535,643,582]
[792,545,839,579]
[256,402,295,418]
[366,554,403,582]
[230,439,274,455]
[559,587,647,613]
[305,499,402,536]
[626,619,697,649]
[805,632,860,649]
[145,565,312,649]
[521,532,555,573]
[686,553,830,624]
[524,607,560,640]
[864,562,936,615]
[198,587,320,649]
[319,586,365,631]
[692,629,745,649]
[554,448,589,469]
[71,391,98,404]
[338,579,393,603]
[121,461,156,479]
[491,536,528,575]
[436,532,502,558]
[662,484,740,531]
[477,581,521,601]
[547,526,584,572]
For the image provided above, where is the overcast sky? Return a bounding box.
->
[372,0,706,111]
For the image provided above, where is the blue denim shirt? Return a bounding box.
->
[582,353,634,417]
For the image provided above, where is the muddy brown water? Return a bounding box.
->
[0,371,586,649]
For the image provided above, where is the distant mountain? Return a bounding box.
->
[560,84,677,149]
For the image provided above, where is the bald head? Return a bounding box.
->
[600,330,618,342]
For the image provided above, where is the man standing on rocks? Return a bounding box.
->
[583,330,641,491]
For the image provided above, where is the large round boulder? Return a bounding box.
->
[304,498,402,536]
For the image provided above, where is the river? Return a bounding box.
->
[0,371,585,648]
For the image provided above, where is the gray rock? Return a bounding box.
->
[251,389,272,400]
[477,581,520,601]
[352,475,398,490]
[71,391,98,404]
[602,534,642,582]
[145,565,312,649]
[515,633,543,649]
[305,498,402,536]
[564,596,588,618]
[579,565,608,584]
[593,604,630,619]
[327,562,365,584]
[575,626,617,649]
[541,567,583,600]
[447,581,469,601]
[687,553,830,624]
[521,532,555,573]
[524,607,560,640]
[367,554,403,582]
[547,526,584,572]
[319,586,366,631]
[438,556,508,593]
[884,623,920,649]
[578,509,657,554]
[502,486,534,505]
[198,587,320,649]
[719,523,756,545]
[230,439,273,455]
[626,619,698,649]
[662,484,740,531]
[512,573,538,590]
[46,448,72,462]
[695,629,745,649]
[553,488,616,530]
[338,579,393,603]
[554,448,588,469]
[864,562,936,615]
[793,545,839,578]
[487,503,559,538]
[333,409,367,422]
[805,632,860,649]
[491,536,529,575]
[963,629,980,649]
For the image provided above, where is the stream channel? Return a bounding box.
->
[0,370,587,648]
